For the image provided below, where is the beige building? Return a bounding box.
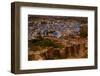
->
[80,24,88,33]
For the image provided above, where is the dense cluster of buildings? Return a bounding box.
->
[28,15,86,40]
